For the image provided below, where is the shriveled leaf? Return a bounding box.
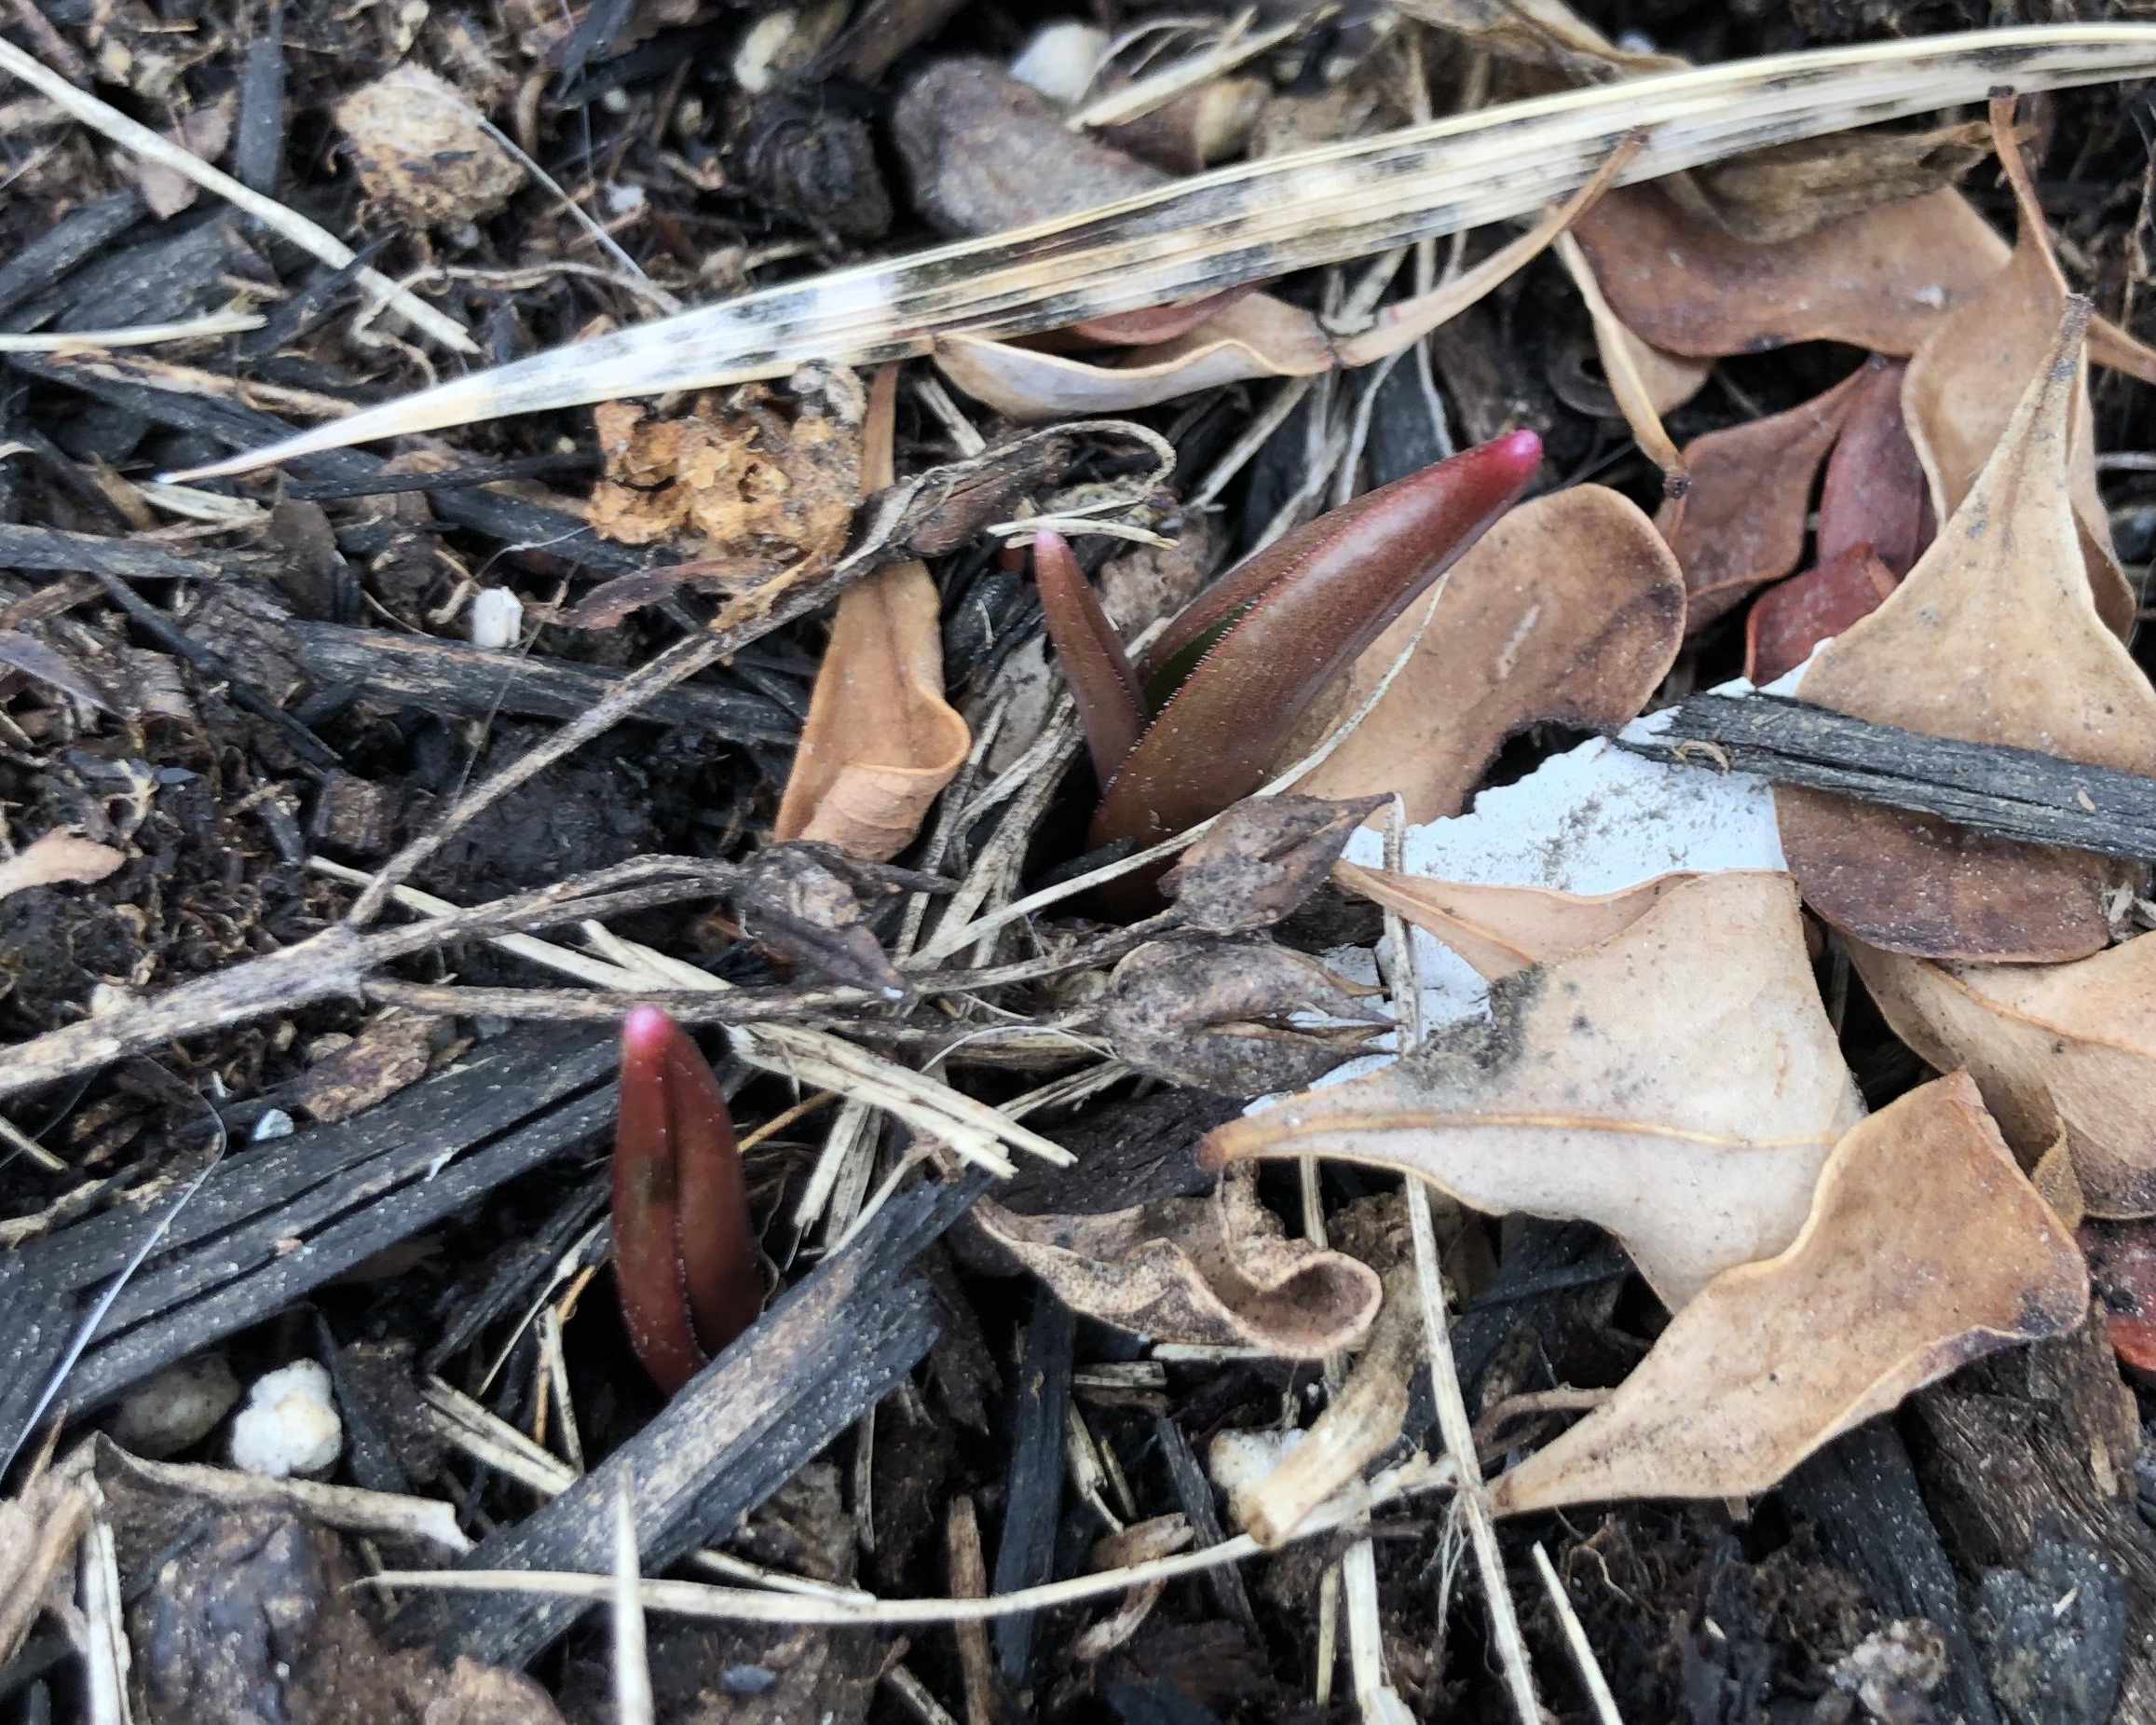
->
[1571,183,2004,359]
[1489,1073,2087,1514]
[0,830,124,904]
[1092,431,1543,857]
[733,844,907,999]
[972,1167,1382,1359]
[1658,366,1865,630]
[1901,99,2135,638]
[1851,932,2156,1219]
[772,370,971,861]
[2078,1217,2156,1373]
[1816,357,1932,579]
[291,1009,444,1125]
[1332,864,1693,980]
[1099,940,1388,1098]
[1777,300,2156,962]
[1396,0,1684,79]
[1163,793,1389,936]
[1670,119,1991,244]
[1290,486,1685,825]
[1556,233,1686,475]
[1742,542,1899,687]
[937,146,1634,420]
[1206,872,1862,1307]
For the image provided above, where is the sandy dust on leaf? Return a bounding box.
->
[1205,871,1862,1307]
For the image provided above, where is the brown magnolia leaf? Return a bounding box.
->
[1670,119,1991,244]
[1162,793,1389,936]
[1901,99,2135,639]
[1489,1072,2088,1515]
[732,843,907,999]
[1658,366,1865,631]
[771,370,971,860]
[1098,940,1388,1097]
[1571,182,2007,359]
[1205,872,1863,1307]
[1850,932,2156,1219]
[971,1166,1383,1359]
[1816,358,1932,579]
[1742,542,1899,688]
[1776,300,2156,963]
[1332,864,1693,979]
[0,830,124,904]
[1289,486,1685,825]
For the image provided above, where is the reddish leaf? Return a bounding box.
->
[613,1006,760,1395]
[1091,430,1542,859]
[1743,542,1899,687]
[1033,528,1146,785]
[1816,357,1933,578]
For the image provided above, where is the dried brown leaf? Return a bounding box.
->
[1489,1072,2087,1514]
[1670,119,1991,244]
[1163,793,1389,935]
[1099,940,1388,1097]
[1851,932,2156,1219]
[1741,542,1898,688]
[972,1167,1383,1359]
[733,843,907,998]
[1658,366,1865,630]
[1817,357,1932,579]
[1290,486,1685,824]
[292,1009,445,1125]
[1205,872,1863,1307]
[334,66,525,227]
[1776,300,2156,962]
[1570,182,2007,359]
[0,830,124,903]
[1396,0,1685,80]
[771,371,971,860]
[1331,864,1692,979]
[1901,99,2135,638]
[1556,233,1686,475]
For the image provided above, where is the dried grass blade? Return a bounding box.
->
[172,25,2156,478]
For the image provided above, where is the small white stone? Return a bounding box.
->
[109,1354,241,1458]
[251,1107,295,1143]
[229,1360,342,1479]
[469,586,523,650]
[1009,21,1109,105]
[731,10,797,93]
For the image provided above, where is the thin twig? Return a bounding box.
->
[1533,1543,1625,1725]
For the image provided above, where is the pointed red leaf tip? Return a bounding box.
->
[1032,529,1147,786]
[613,1006,761,1396]
[1092,429,1542,870]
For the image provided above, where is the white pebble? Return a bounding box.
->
[251,1107,295,1143]
[469,586,523,650]
[229,1360,342,1479]
[1207,1427,1303,1505]
[109,1354,240,1458]
[1010,21,1109,106]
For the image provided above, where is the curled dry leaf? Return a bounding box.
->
[1489,1073,2088,1515]
[2077,1217,2156,1373]
[732,843,907,999]
[935,143,1638,420]
[1332,863,1693,980]
[1658,366,1864,630]
[1742,542,1899,688]
[1554,233,1687,476]
[1161,792,1389,936]
[1901,98,2134,638]
[772,370,971,861]
[971,1166,1383,1360]
[1206,872,1863,1307]
[1290,486,1685,825]
[1776,301,2156,963]
[1817,358,1932,579]
[1098,940,1388,1098]
[1850,932,2156,1219]
[1669,118,1991,245]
